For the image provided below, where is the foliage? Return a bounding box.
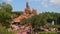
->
[0,11,12,28]
[39,12,60,25]
[0,27,16,34]
[0,2,12,12]
[11,11,23,19]
[0,2,24,28]
[12,11,23,15]
[54,25,60,28]
[45,24,55,28]
[38,31,58,34]
[21,18,32,25]
[0,2,12,28]
[31,15,47,28]
[22,12,60,28]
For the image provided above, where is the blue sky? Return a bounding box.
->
[0,0,60,13]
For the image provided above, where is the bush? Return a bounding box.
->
[38,32,58,34]
[55,25,60,28]
[0,27,16,34]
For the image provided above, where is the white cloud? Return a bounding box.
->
[29,0,41,2]
[42,0,48,8]
[42,0,60,8]
[50,0,60,5]
[3,0,12,3]
[29,0,48,8]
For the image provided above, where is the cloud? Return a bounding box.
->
[42,0,60,8]
[3,0,12,3]
[29,0,41,2]
[29,0,48,8]
[27,0,60,8]
[50,0,60,5]
[42,0,48,8]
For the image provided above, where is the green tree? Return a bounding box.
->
[12,11,23,15]
[0,2,12,28]
[31,15,47,28]
[0,2,12,12]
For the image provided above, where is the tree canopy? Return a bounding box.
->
[22,12,60,28]
[0,2,12,27]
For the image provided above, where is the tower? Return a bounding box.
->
[25,0,31,14]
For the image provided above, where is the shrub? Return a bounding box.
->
[38,32,58,34]
[0,27,16,34]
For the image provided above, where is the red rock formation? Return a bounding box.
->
[13,1,32,23]
[11,0,37,33]
[32,8,37,15]
[25,1,31,14]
